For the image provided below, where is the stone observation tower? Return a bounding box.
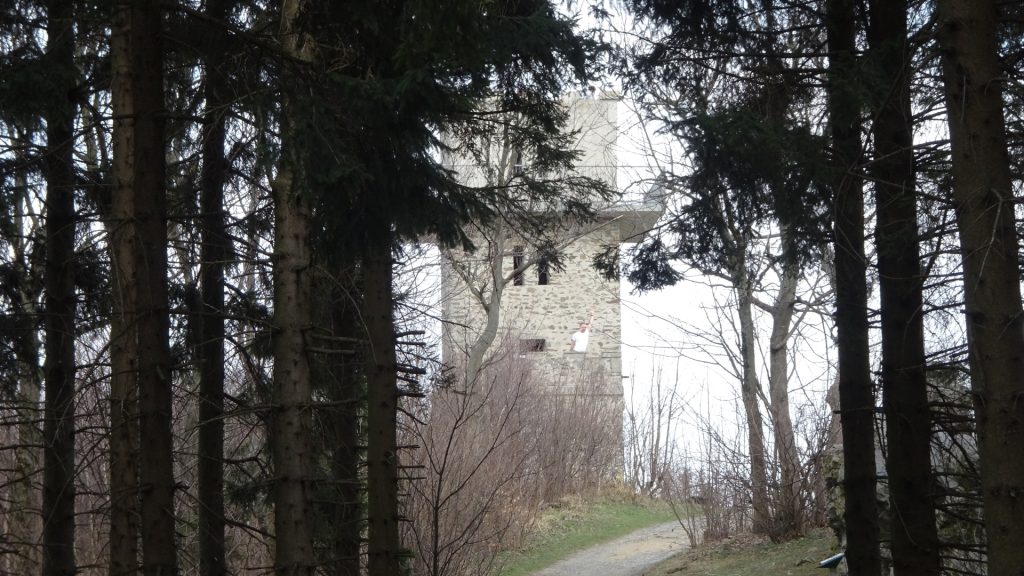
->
[441,94,663,400]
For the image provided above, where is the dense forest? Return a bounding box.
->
[0,0,1021,575]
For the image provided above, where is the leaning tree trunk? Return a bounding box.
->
[825,0,882,573]
[41,0,77,573]
[760,64,804,540]
[766,232,802,540]
[363,222,401,576]
[867,2,941,574]
[464,222,507,387]
[935,2,1024,574]
[734,263,770,535]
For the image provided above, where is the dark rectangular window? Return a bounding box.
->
[513,246,524,286]
[538,257,549,285]
[519,338,546,352]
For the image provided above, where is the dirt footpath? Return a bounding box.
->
[531,521,690,576]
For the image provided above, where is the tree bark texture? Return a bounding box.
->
[825,0,882,573]
[197,0,232,573]
[767,232,802,540]
[107,299,139,576]
[42,0,77,573]
[112,0,179,573]
[936,1,1024,573]
[110,0,177,572]
[271,2,317,573]
[270,162,316,575]
[735,267,771,535]
[867,2,941,574]
[134,8,176,576]
[108,2,140,571]
[759,59,804,541]
[363,226,401,576]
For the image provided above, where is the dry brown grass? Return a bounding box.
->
[646,527,836,576]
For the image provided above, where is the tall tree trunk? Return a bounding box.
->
[825,0,882,573]
[271,2,317,573]
[107,271,139,576]
[735,266,770,534]
[867,2,941,574]
[197,0,232,573]
[122,0,178,572]
[108,1,140,571]
[760,64,803,540]
[363,224,401,576]
[270,161,316,576]
[42,0,77,573]
[935,2,1024,573]
[766,231,801,540]
[110,0,177,573]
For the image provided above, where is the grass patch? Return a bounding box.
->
[645,527,837,576]
[497,496,678,576]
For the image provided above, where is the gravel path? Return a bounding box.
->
[530,520,691,576]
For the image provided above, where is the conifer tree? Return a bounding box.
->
[616,0,829,539]
[196,0,233,573]
[936,1,1024,573]
[271,0,317,572]
[41,0,77,573]
[866,1,940,573]
[275,3,600,572]
[109,0,177,572]
[824,0,881,573]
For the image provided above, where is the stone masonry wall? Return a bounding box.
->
[442,96,625,397]
[442,218,624,398]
